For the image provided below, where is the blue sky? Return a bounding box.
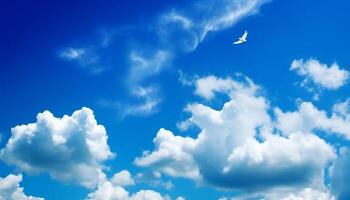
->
[1,0,350,199]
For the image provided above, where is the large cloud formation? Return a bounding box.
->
[0,174,44,200]
[134,75,336,194]
[0,107,114,188]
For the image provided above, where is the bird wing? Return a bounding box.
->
[241,30,248,40]
[233,39,244,44]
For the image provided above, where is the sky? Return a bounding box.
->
[1,0,350,199]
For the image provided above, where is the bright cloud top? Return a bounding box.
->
[135,75,335,194]
[263,187,334,200]
[0,107,114,188]
[290,58,349,90]
[275,100,350,140]
[86,170,184,200]
[0,174,44,200]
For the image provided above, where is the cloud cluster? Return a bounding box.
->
[135,75,335,194]
[0,107,114,188]
[290,58,349,97]
[274,100,350,140]
[0,174,44,200]
[86,170,184,200]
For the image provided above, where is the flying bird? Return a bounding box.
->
[233,30,248,45]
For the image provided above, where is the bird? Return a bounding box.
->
[233,30,248,45]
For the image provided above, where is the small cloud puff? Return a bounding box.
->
[290,58,349,90]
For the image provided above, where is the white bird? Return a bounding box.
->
[233,30,248,45]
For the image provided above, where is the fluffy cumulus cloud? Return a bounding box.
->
[86,170,184,200]
[0,174,44,200]
[274,99,350,140]
[290,58,349,90]
[0,107,114,188]
[135,75,335,194]
[134,128,200,180]
[110,170,135,187]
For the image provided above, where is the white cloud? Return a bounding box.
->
[193,74,258,101]
[111,170,135,187]
[0,107,114,188]
[135,75,335,193]
[134,129,198,179]
[134,172,174,190]
[59,47,108,74]
[0,174,44,200]
[134,128,200,180]
[122,50,172,116]
[123,97,161,117]
[290,58,349,90]
[128,50,172,85]
[264,187,335,200]
[274,100,350,140]
[279,188,334,200]
[195,0,271,41]
[159,0,271,48]
[86,170,181,200]
[86,181,129,200]
[219,187,334,200]
[123,86,162,117]
[60,47,85,60]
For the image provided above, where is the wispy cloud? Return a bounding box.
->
[59,46,110,74]
[124,0,271,116]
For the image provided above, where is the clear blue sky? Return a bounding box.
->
[1,0,350,199]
